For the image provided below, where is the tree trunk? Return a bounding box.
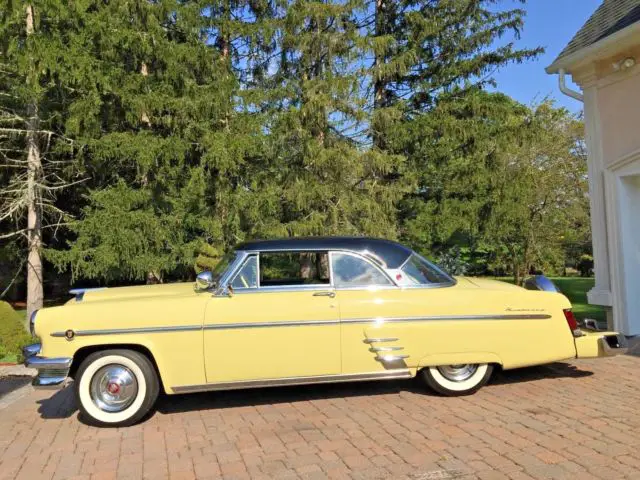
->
[140,62,151,126]
[373,0,387,150]
[25,4,44,320]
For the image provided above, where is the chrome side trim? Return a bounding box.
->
[369,346,404,352]
[204,319,340,330]
[49,313,552,338]
[231,285,335,295]
[171,370,412,394]
[376,354,409,362]
[344,313,551,324]
[363,337,399,344]
[51,325,202,338]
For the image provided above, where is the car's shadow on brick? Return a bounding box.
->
[34,362,594,421]
[490,362,593,386]
[154,362,593,416]
[36,384,78,419]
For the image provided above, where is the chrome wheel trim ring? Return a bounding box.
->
[436,364,479,382]
[90,364,138,413]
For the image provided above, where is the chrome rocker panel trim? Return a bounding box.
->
[23,343,72,390]
[172,370,412,394]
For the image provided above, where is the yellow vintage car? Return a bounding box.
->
[24,237,627,426]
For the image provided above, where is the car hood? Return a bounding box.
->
[67,282,196,304]
[453,277,524,291]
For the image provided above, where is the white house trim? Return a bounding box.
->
[604,150,640,335]
[582,86,613,309]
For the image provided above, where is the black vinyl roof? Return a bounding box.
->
[236,236,413,269]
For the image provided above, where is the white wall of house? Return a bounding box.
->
[574,54,640,335]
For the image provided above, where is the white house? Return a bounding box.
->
[547,0,640,335]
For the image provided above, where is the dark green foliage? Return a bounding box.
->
[0,0,592,292]
[577,254,594,278]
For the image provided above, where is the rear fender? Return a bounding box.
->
[417,351,502,368]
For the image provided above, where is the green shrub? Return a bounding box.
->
[0,301,34,363]
[577,254,594,277]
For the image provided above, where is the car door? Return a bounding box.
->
[203,250,341,383]
[329,251,416,374]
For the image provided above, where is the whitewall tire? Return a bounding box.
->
[422,363,493,396]
[75,349,159,427]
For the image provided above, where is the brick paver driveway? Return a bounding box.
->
[1,356,640,480]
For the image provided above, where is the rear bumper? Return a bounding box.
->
[23,343,72,389]
[575,332,628,358]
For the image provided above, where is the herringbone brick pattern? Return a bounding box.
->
[1,356,639,479]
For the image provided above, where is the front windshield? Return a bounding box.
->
[400,253,455,285]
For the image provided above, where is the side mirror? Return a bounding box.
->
[195,271,215,291]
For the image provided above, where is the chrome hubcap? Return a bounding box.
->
[90,365,138,412]
[437,364,478,382]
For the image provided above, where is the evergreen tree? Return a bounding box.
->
[49,0,238,283]
[262,0,407,238]
[366,0,542,254]
[0,3,85,316]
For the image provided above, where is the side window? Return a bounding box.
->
[331,252,392,287]
[260,252,330,287]
[230,255,259,289]
[399,254,453,285]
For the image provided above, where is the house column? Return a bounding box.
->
[579,80,614,328]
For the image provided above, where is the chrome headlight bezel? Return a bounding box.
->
[29,309,38,336]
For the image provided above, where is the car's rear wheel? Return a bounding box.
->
[75,349,159,427]
[422,363,493,396]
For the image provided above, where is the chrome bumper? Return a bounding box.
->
[23,343,72,389]
[598,334,628,356]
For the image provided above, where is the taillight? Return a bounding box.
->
[563,309,581,337]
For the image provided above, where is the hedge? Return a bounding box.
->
[0,301,34,362]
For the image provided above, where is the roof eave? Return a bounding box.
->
[546,21,640,75]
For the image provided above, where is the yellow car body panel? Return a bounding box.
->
[203,289,341,383]
[36,284,210,390]
[29,239,625,396]
[336,283,576,373]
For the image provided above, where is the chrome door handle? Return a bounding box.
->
[313,291,336,298]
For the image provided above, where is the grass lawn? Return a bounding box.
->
[549,277,605,324]
[495,276,605,324]
[0,353,18,364]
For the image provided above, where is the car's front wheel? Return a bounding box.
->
[422,363,493,396]
[75,349,160,427]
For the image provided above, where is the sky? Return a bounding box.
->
[491,0,603,113]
